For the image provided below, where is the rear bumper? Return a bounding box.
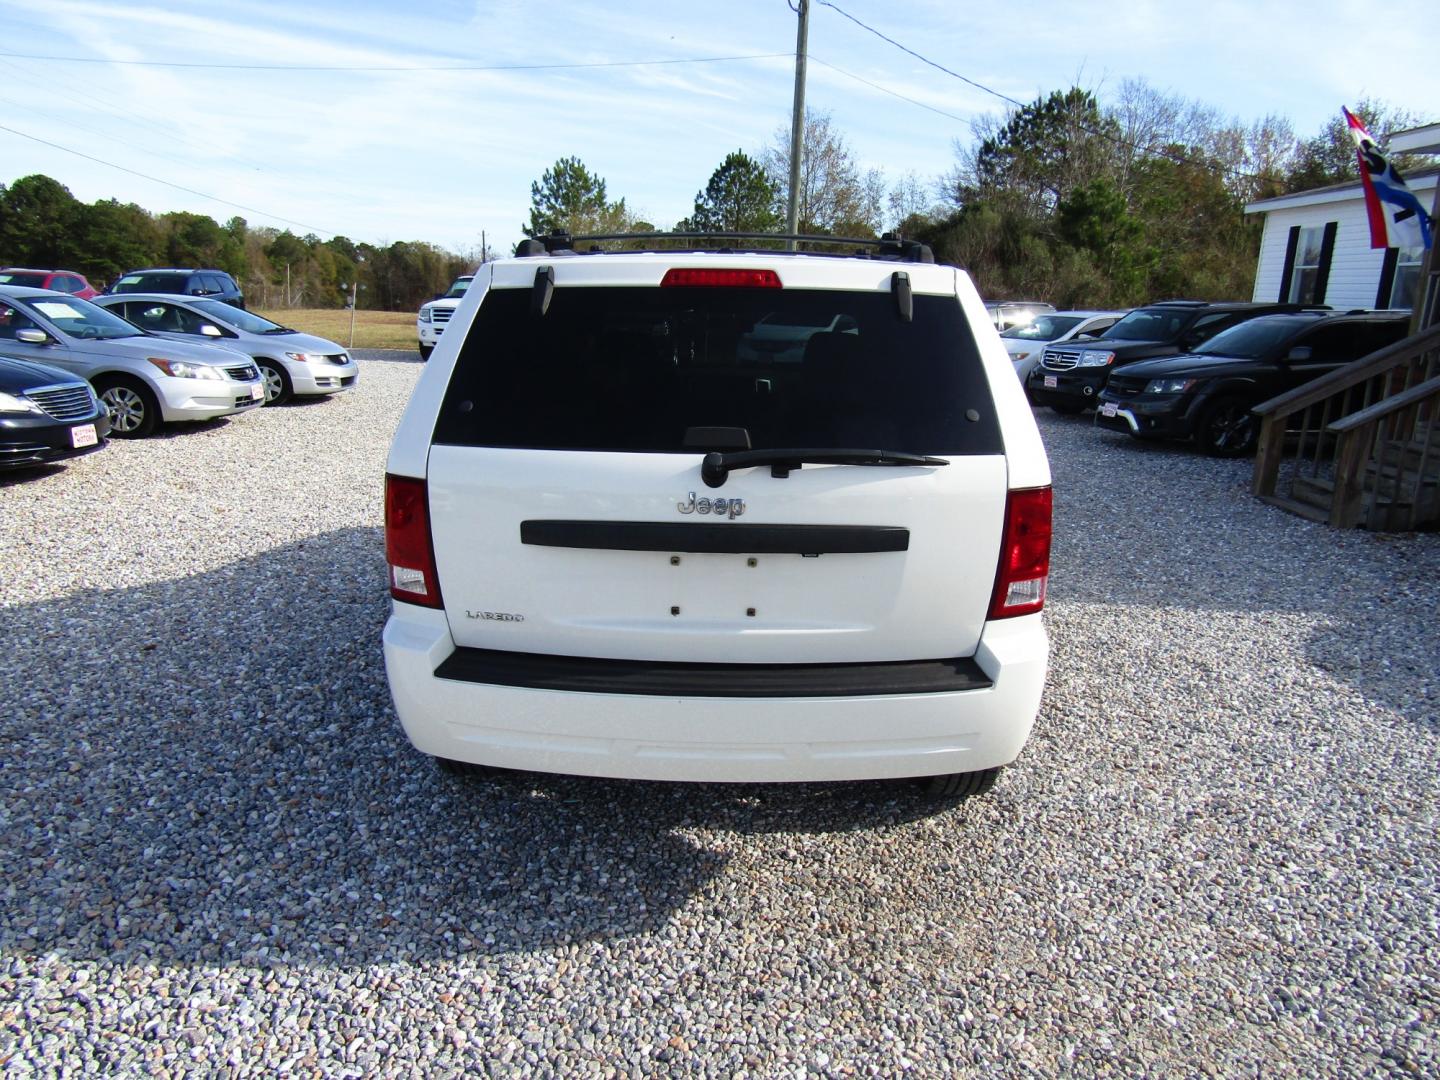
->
[383,606,1048,782]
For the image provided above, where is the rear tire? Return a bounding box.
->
[257,360,292,405]
[920,767,1001,801]
[94,376,159,438]
[418,344,433,361]
[1196,395,1258,457]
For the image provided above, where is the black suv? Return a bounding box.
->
[1094,311,1409,456]
[105,268,246,309]
[1026,300,1320,413]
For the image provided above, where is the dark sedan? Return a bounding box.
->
[0,355,110,469]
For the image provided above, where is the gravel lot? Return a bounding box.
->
[1,349,1437,1076]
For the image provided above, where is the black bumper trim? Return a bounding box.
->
[521,520,910,555]
[434,647,992,698]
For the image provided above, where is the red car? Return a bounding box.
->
[0,268,99,300]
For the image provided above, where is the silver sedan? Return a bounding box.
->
[0,286,263,438]
[95,294,359,405]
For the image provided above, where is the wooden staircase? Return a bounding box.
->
[1252,324,1440,531]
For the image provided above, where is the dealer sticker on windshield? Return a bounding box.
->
[71,423,98,448]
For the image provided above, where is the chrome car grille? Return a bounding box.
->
[25,384,95,421]
[431,308,454,325]
[1041,349,1081,371]
[225,365,259,381]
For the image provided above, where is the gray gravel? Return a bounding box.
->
[1,351,1437,1077]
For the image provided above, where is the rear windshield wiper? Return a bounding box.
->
[701,447,948,488]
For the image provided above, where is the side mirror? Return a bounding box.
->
[1285,345,1313,362]
[15,328,49,345]
[199,324,223,338]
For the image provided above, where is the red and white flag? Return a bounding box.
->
[1343,107,1432,251]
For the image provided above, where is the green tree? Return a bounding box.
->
[679,151,778,233]
[0,174,83,267]
[158,211,229,269]
[956,88,1120,219]
[73,199,162,283]
[1056,180,1146,302]
[525,156,627,237]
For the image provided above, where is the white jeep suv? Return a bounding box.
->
[383,235,1051,796]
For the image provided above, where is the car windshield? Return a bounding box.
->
[190,299,283,334]
[0,272,48,288]
[444,277,472,299]
[1001,315,1082,341]
[15,295,144,339]
[1193,318,1309,359]
[1100,308,1195,342]
[434,286,1003,456]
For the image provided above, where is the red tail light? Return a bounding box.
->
[988,487,1052,620]
[661,268,781,288]
[385,474,442,608]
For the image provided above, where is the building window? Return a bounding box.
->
[1289,226,1326,303]
[1390,246,1424,309]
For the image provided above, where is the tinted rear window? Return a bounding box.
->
[433,285,1002,455]
[1101,308,1197,342]
[0,272,48,287]
[114,273,188,293]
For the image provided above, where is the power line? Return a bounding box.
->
[815,1,1025,110]
[0,121,336,235]
[808,55,969,125]
[814,0,1273,184]
[0,50,791,73]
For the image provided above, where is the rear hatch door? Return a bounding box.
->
[426,259,1008,664]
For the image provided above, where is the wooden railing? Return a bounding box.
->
[1252,323,1440,529]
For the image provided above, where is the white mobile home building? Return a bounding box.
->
[1246,167,1436,312]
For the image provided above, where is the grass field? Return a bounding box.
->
[256,308,416,351]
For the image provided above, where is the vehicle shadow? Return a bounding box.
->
[0,527,956,971]
[0,462,68,486]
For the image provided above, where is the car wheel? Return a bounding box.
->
[257,360,292,405]
[419,344,434,361]
[920,767,1001,801]
[1197,395,1258,457]
[1050,402,1084,415]
[94,376,159,438]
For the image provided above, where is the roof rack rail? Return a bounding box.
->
[513,230,935,264]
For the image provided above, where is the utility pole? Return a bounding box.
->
[785,0,809,251]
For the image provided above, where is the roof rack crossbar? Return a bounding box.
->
[517,230,935,263]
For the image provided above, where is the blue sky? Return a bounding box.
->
[1,0,1436,255]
